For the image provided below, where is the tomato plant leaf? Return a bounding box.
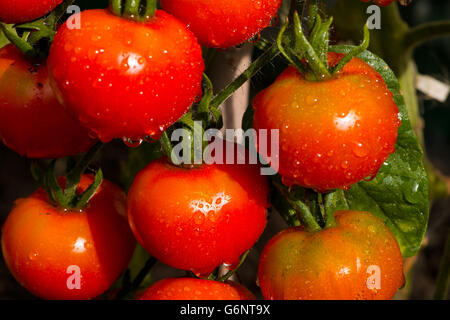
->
[326,45,429,258]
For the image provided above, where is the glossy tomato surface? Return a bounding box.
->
[0,45,95,158]
[160,0,283,48]
[258,210,404,300]
[1,175,136,299]
[140,278,255,300]
[48,9,204,142]
[127,157,269,274]
[253,52,400,192]
[0,0,62,24]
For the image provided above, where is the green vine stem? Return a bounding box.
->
[403,21,450,54]
[31,142,104,210]
[116,257,158,299]
[209,44,280,110]
[331,23,370,74]
[273,181,322,232]
[110,0,157,22]
[217,250,250,282]
[0,0,74,59]
[159,131,174,159]
[433,231,450,300]
[291,11,331,80]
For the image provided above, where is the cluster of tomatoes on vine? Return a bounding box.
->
[0,0,409,300]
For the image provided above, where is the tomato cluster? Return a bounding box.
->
[0,0,406,301]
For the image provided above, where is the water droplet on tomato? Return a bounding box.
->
[122,137,143,148]
[28,252,38,261]
[352,142,369,157]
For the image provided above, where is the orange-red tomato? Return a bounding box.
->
[140,278,255,300]
[253,52,400,192]
[127,157,269,274]
[0,45,96,158]
[258,210,404,300]
[1,175,136,299]
[160,0,283,48]
[48,9,204,142]
[0,0,62,24]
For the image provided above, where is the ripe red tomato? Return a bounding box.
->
[47,9,204,143]
[258,210,404,300]
[253,52,400,192]
[139,278,255,300]
[0,0,62,24]
[160,0,283,48]
[0,45,96,158]
[127,157,269,274]
[1,175,136,299]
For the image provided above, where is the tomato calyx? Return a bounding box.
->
[31,142,104,210]
[0,0,74,60]
[277,7,369,81]
[109,0,157,23]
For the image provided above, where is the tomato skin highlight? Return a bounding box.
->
[47,9,204,142]
[0,0,62,24]
[258,210,404,300]
[1,175,136,300]
[0,45,96,158]
[127,158,269,274]
[140,278,255,300]
[160,0,283,48]
[253,52,400,192]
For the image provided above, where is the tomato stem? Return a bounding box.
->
[273,181,322,232]
[209,44,280,110]
[116,257,158,299]
[217,250,250,282]
[30,142,104,210]
[0,0,75,60]
[291,11,331,81]
[402,21,450,54]
[276,18,307,75]
[110,0,157,22]
[331,23,370,75]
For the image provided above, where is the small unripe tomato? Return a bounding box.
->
[253,52,400,192]
[140,278,255,300]
[127,157,269,274]
[1,175,136,299]
[258,210,404,300]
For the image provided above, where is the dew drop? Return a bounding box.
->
[352,142,369,157]
[122,137,143,148]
